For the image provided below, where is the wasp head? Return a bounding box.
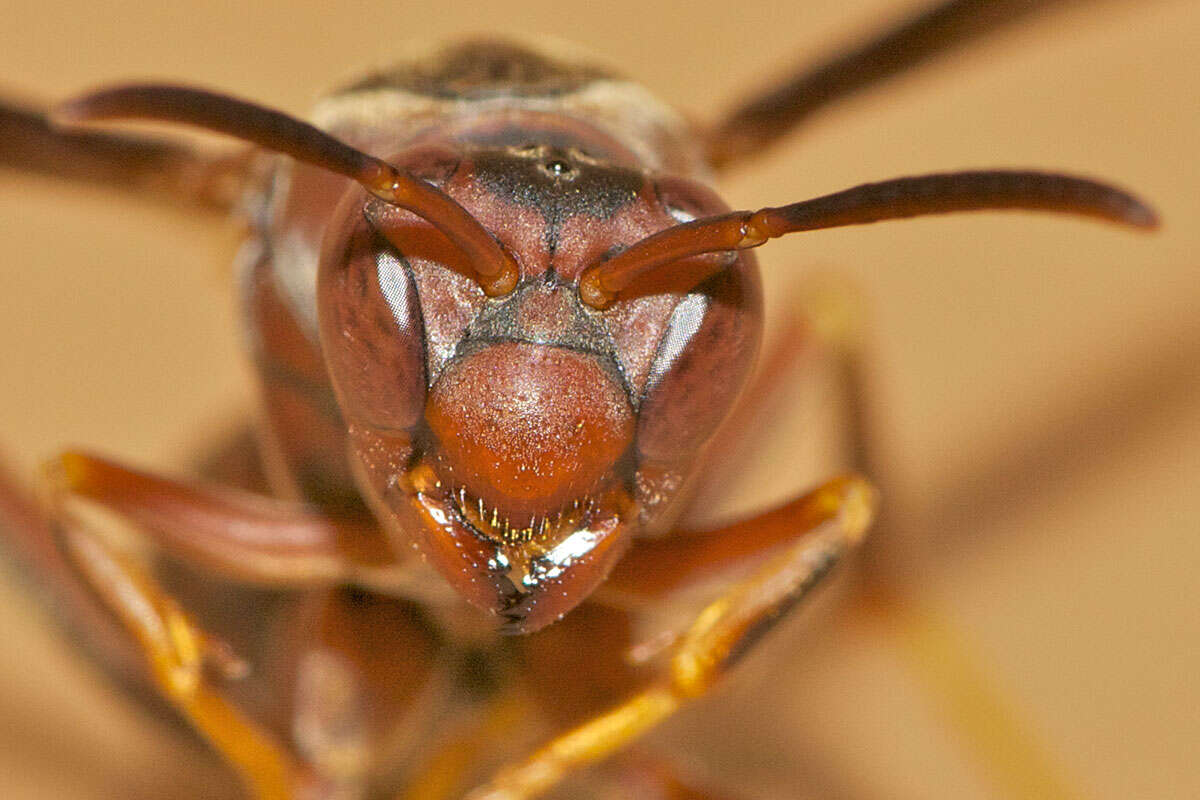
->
[319,143,761,632]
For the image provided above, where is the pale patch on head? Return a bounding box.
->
[309,53,707,178]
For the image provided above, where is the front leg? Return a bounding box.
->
[466,475,876,800]
[49,450,397,587]
[49,487,301,799]
[39,451,428,799]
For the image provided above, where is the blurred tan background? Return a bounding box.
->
[0,1,1196,798]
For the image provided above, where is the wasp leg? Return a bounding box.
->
[0,460,155,689]
[0,96,248,210]
[50,494,300,799]
[46,450,396,587]
[466,476,875,800]
[707,0,1083,167]
[395,691,532,800]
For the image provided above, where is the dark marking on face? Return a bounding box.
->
[452,280,632,406]
[462,281,615,356]
[472,148,644,251]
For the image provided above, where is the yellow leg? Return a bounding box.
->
[467,476,875,800]
[45,460,301,799]
[397,692,532,800]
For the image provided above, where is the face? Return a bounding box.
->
[318,143,762,632]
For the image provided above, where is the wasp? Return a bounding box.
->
[0,0,1183,797]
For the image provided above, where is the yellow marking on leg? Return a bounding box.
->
[58,515,298,800]
[400,693,529,800]
[467,689,680,800]
[674,476,875,698]
[469,476,875,800]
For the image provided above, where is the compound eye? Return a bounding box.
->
[657,174,729,225]
[636,264,761,465]
[318,204,427,433]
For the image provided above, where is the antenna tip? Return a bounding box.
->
[1126,201,1161,231]
[48,95,97,129]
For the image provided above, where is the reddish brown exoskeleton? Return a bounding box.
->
[0,1,1158,798]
